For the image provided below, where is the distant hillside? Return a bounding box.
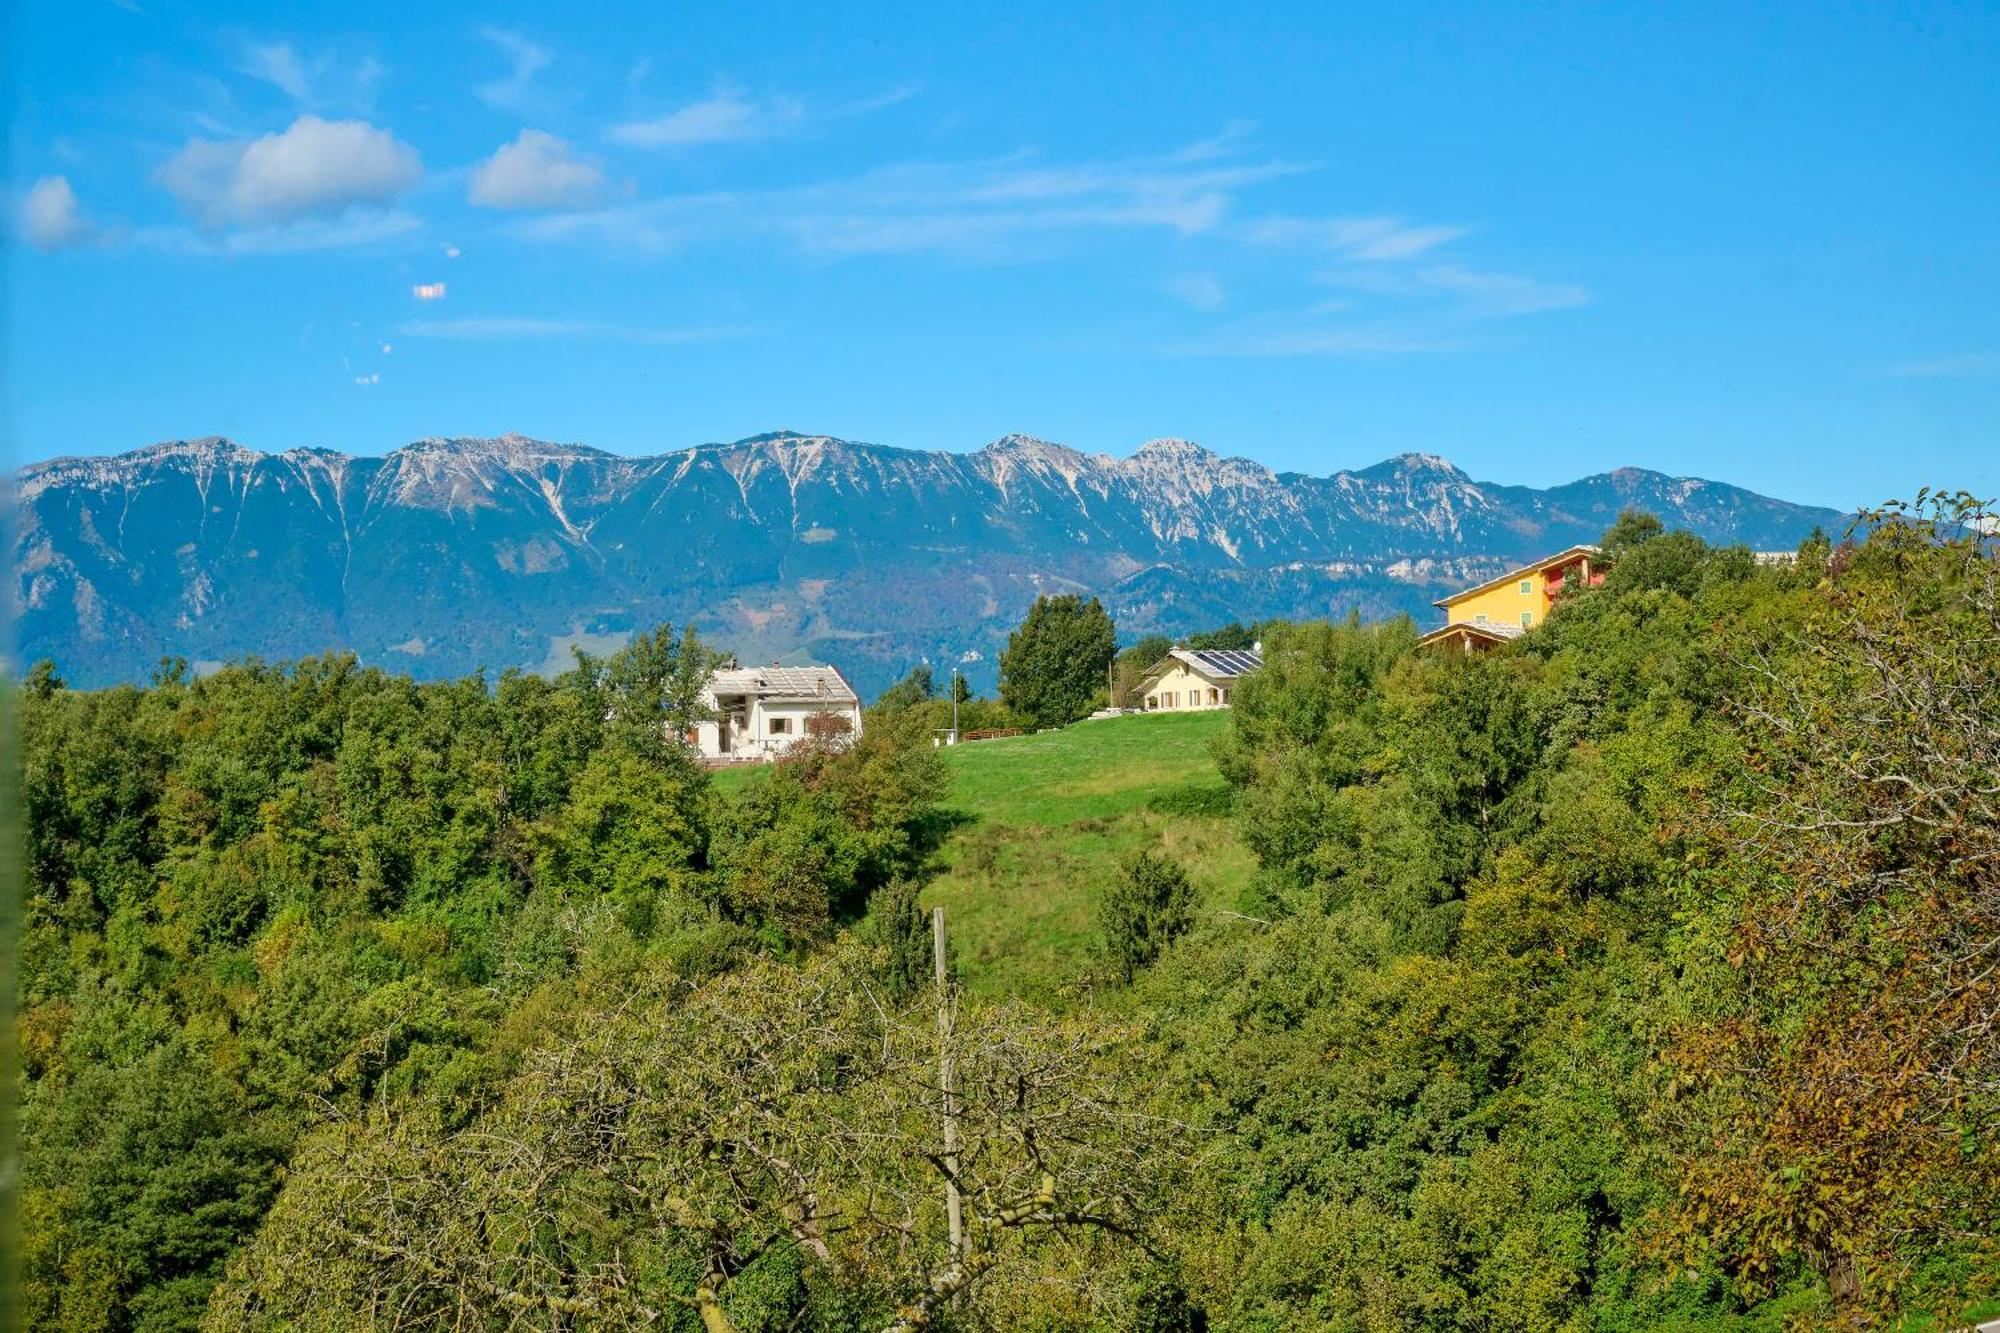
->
[9,430,1847,693]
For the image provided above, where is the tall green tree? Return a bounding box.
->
[574,622,724,758]
[875,663,936,711]
[998,594,1116,727]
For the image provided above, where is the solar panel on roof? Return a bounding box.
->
[1183,649,1263,677]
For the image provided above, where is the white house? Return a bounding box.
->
[1136,647,1263,712]
[693,663,863,761]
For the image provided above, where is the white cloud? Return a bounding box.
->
[19,175,94,251]
[469,130,607,211]
[237,41,311,101]
[609,87,803,147]
[154,115,421,228]
[476,28,550,114]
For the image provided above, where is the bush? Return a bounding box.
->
[1100,850,1195,983]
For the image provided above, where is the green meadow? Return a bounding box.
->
[719,710,1252,999]
[917,711,1255,1001]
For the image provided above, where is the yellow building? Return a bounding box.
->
[1416,545,1600,652]
[1136,647,1263,711]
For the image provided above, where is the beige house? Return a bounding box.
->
[1136,647,1262,712]
[694,664,862,761]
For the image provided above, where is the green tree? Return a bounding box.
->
[206,947,1183,1333]
[863,877,934,1001]
[1662,492,2000,1320]
[1598,507,1664,558]
[998,594,1116,727]
[1099,850,1195,983]
[576,622,724,758]
[875,663,936,711]
[1184,622,1256,652]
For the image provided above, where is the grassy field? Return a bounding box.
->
[919,711,1255,1002]
[714,710,1257,1000]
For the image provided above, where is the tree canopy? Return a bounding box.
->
[998,594,1117,727]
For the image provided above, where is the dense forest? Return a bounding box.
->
[15,497,1997,1330]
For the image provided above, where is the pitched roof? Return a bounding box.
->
[1434,544,1599,609]
[1180,648,1263,677]
[709,665,858,704]
[1141,647,1264,685]
[1415,621,1526,649]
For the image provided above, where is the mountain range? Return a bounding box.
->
[9,431,1848,695]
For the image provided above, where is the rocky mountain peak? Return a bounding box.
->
[398,433,608,464]
[124,436,260,466]
[984,432,1071,455]
[10,427,1847,695]
[1132,437,1216,462]
[1366,451,1471,481]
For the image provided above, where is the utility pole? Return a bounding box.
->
[952,667,960,738]
[932,906,964,1260]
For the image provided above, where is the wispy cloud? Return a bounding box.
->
[521,143,1296,258]
[396,316,740,344]
[235,41,311,102]
[609,85,804,147]
[232,38,384,113]
[476,28,552,115]
[1163,274,1226,311]
[1883,352,2000,380]
[500,122,1576,359]
[137,208,421,256]
[1173,326,1451,357]
[608,78,917,148]
[1413,264,1588,315]
[1240,214,1468,261]
[1315,261,1589,318]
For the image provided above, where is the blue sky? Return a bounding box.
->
[6,1,1995,509]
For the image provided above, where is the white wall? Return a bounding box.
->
[694,699,864,761]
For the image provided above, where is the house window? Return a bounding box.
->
[1519,580,1532,594]
[769,717,792,735]
[1520,612,1533,627]
[1475,613,1489,624]
[1208,687,1219,704]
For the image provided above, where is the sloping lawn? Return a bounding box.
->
[713,711,1258,1001]
[921,711,1256,1002]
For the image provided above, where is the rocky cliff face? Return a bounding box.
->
[10,430,1846,694]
